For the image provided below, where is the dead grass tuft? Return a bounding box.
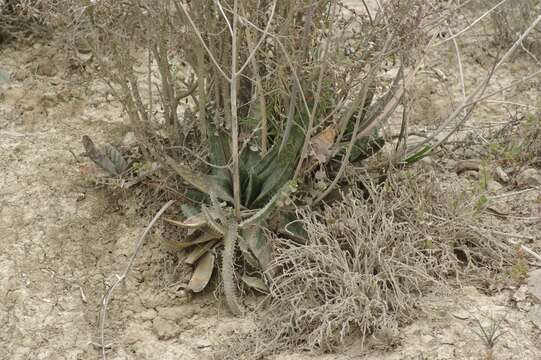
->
[485,112,541,168]
[487,0,541,53]
[228,170,514,357]
[0,0,51,44]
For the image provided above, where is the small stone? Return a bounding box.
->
[35,61,58,77]
[517,168,541,188]
[152,317,180,340]
[455,159,481,174]
[444,159,457,171]
[495,166,509,183]
[193,338,212,349]
[157,305,196,321]
[527,269,541,303]
[462,170,479,180]
[486,201,509,216]
[136,308,157,321]
[528,305,541,329]
[513,284,529,303]
[122,132,137,147]
[419,156,433,167]
[123,323,152,344]
[13,69,29,82]
[451,310,469,320]
[0,68,10,85]
[487,180,503,193]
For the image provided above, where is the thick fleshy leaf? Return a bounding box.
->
[241,275,268,293]
[82,135,119,176]
[250,113,307,207]
[103,143,129,174]
[165,214,206,229]
[163,154,233,203]
[241,225,271,270]
[184,240,218,265]
[187,252,215,293]
[277,214,308,244]
[165,232,220,250]
[403,145,432,164]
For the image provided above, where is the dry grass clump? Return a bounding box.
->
[0,0,50,43]
[487,0,541,52]
[242,170,513,356]
[485,112,541,167]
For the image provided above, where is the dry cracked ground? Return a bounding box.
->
[2,19,541,360]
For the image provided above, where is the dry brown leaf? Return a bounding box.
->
[310,126,337,164]
[165,213,207,229]
[184,240,218,265]
[164,231,221,251]
[188,252,215,293]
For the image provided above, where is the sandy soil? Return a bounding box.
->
[1,5,541,360]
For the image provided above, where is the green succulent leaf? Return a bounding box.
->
[103,143,129,174]
[240,225,271,270]
[163,154,234,203]
[403,145,432,165]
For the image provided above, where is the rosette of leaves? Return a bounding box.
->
[162,108,308,316]
[161,96,390,315]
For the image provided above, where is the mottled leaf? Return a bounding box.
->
[103,143,128,174]
[82,135,118,176]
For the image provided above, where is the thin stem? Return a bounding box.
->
[433,0,509,47]
[294,0,338,179]
[236,0,278,76]
[279,2,315,154]
[230,0,241,219]
[244,26,269,154]
[174,0,230,81]
[99,200,175,360]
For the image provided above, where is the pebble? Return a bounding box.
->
[122,131,137,147]
[528,305,541,329]
[517,168,541,188]
[527,269,541,303]
[0,68,10,84]
[34,60,58,77]
[152,317,180,340]
[462,170,479,180]
[487,180,503,193]
[13,68,29,82]
[495,166,509,183]
[157,305,196,321]
[136,308,158,321]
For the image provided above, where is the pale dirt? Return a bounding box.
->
[2,5,541,360]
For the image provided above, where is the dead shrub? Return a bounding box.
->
[237,170,513,356]
[487,0,541,52]
[0,0,51,44]
[485,112,541,168]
